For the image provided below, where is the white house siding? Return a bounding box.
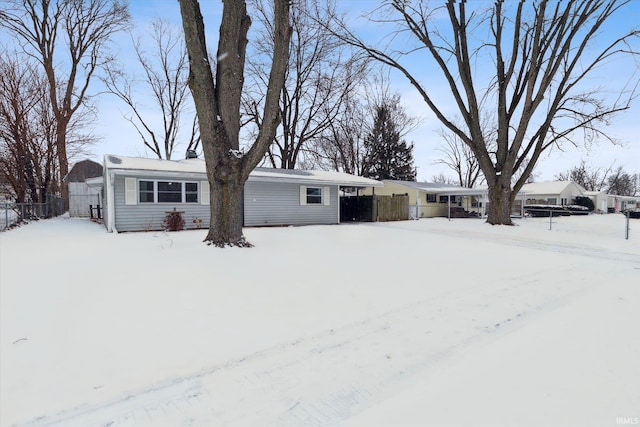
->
[244,180,339,226]
[68,182,101,217]
[113,175,211,232]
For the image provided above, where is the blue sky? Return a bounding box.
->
[88,1,640,181]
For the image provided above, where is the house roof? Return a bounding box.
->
[383,180,490,196]
[520,181,586,195]
[104,154,382,188]
[583,190,607,196]
[64,159,103,182]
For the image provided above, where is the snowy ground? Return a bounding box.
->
[1,214,638,427]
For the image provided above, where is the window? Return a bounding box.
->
[185,182,198,203]
[548,198,557,205]
[158,181,182,203]
[139,180,155,203]
[439,195,456,203]
[138,180,198,204]
[300,186,330,206]
[426,193,437,203]
[306,187,322,204]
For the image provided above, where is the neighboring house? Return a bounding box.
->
[522,181,639,213]
[359,180,495,218]
[607,194,640,213]
[583,190,608,213]
[520,181,587,206]
[64,159,103,217]
[96,154,381,232]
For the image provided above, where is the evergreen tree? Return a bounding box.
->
[362,105,416,181]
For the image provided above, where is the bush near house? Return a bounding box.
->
[164,208,185,231]
[574,196,595,211]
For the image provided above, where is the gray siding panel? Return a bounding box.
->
[113,175,210,232]
[244,181,339,226]
[113,175,339,231]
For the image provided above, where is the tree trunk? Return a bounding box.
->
[179,0,290,247]
[486,174,514,225]
[56,122,69,211]
[205,166,249,247]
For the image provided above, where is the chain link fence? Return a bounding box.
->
[1,195,65,231]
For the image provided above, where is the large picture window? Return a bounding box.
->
[138,180,198,204]
[158,181,182,203]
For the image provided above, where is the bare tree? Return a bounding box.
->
[430,173,456,185]
[1,0,130,208]
[0,52,92,204]
[0,55,46,203]
[245,0,365,169]
[311,88,369,174]
[312,71,420,175]
[330,1,640,224]
[554,160,613,191]
[178,0,290,247]
[103,18,199,160]
[435,129,483,188]
[606,166,639,196]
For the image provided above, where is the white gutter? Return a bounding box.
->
[104,156,117,233]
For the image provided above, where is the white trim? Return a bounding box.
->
[106,167,116,232]
[323,186,330,206]
[201,181,210,205]
[124,177,137,205]
[300,185,307,206]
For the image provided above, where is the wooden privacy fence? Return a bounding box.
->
[340,194,409,222]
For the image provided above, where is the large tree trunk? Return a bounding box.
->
[486,174,514,225]
[205,164,247,247]
[179,0,290,247]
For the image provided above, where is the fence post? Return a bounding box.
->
[626,211,630,240]
[549,209,552,230]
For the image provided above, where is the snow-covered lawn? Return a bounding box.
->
[1,214,638,426]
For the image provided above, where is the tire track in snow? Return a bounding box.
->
[20,267,595,427]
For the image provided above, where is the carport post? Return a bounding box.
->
[447,195,451,220]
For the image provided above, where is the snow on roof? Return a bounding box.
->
[104,154,382,187]
[521,181,585,195]
[105,154,206,174]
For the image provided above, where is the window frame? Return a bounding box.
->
[439,195,457,203]
[306,186,323,205]
[138,179,199,204]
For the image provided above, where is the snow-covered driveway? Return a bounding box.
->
[1,215,638,426]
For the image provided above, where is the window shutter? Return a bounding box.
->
[300,186,307,205]
[201,181,210,205]
[125,177,137,205]
[323,187,331,205]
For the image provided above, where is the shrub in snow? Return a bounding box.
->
[574,196,595,211]
[164,208,185,231]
